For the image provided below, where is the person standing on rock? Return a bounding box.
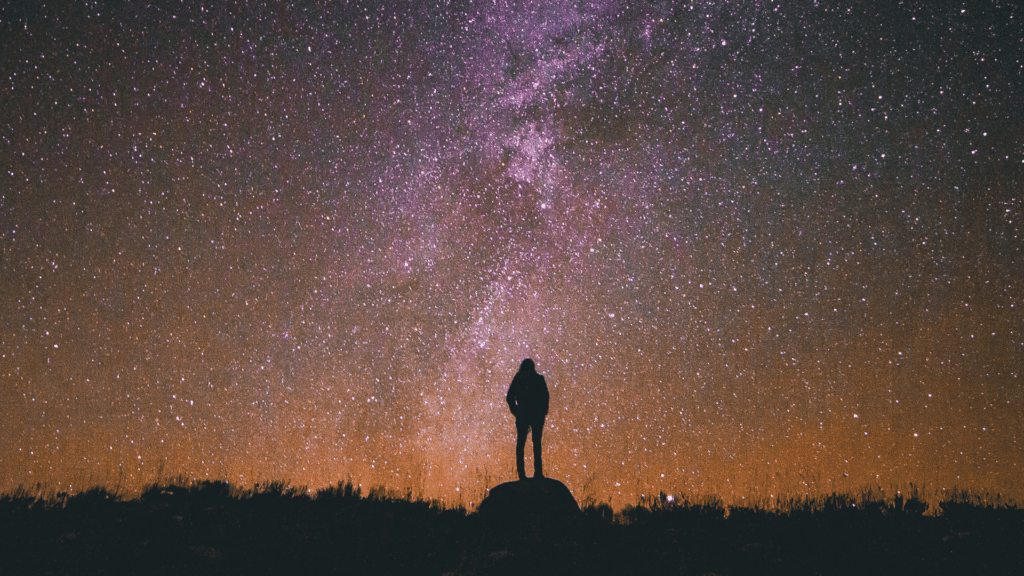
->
[506,358,549,481]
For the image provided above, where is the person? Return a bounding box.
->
[506,358,549,480]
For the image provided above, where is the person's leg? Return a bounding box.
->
[532,417,544,478]
[516,421,529,480]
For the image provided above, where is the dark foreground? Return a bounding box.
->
[2,481,1022,575]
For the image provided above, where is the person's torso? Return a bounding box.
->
[515,373,546,416]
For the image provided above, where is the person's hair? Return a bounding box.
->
[519,358,536,373]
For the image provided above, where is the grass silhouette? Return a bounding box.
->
[2,479,1022,575]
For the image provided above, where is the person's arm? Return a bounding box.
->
[506,379,518,416]
[540,375,550,416]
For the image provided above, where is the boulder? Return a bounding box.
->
[476,477,582,528]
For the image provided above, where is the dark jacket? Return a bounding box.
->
[506,370,549,422]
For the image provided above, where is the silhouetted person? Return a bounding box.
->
[506,358,549,480]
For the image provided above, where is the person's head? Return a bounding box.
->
[519,358,536,373]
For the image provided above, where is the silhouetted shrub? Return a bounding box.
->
[582,501,613,523]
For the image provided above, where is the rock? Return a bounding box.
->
[476,477,582,528]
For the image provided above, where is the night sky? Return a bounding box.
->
[2,0,1021,508]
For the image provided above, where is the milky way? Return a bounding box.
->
[2,0,1021,508]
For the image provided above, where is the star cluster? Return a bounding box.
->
[1,0,1021,507]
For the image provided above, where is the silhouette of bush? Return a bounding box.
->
[581,501,613,523]
[891,486,928,516]
[63,486,117,508]
[316,480,362,501]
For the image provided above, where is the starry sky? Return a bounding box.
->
[2,0,1022,508]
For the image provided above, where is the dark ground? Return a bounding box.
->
[2,481,1022,575]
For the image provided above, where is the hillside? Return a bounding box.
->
[2,480,1021,575]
